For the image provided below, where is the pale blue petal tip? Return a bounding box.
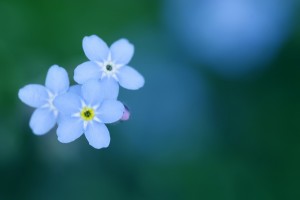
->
[85,123,110,149]
[45,65,70,94]
[97,100,124,124]
[118,66,145,90]
[29,108,56,135]
[110,38,134,65]
[81,79,105,105]
[83,35,109,62]
[57,118,83,143]
[74,61,101,84]
[18,84,48,108]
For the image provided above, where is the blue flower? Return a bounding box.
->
[18,65,69,135]
[74,35,145,90]
[54,80,124,149]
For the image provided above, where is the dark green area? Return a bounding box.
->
[0,0,300,199]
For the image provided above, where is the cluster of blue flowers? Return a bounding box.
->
[18,35,144,149]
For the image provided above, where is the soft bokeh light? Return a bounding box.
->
[164,0,296,78]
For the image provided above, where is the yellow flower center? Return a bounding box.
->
[80,107,95,121]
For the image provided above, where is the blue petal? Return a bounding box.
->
[74,61,101,84]
[57,117,83,143]
[97,100,124,123]
[18,84,48,108]
[54,92,81,116]
[83,35,109,62]
[68,85,82,96]
[117,66,145,90]
[29,108,57,135]
[110,39,134,65]
[45,65,69,94]
[99,77,119,100]
[81,80,105,105]
[85,122,110,149]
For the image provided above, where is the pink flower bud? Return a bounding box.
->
[120,105,130,121]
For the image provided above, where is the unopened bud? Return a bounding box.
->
[120,105,130,121]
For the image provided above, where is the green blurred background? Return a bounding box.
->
[1,0,300,199]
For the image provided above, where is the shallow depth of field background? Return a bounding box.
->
[1,0,300,199]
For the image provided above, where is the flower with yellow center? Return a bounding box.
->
[80,107,95,121]
[54,80,124,149]
[73,101,102,130]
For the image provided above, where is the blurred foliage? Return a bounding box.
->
[1,0,300,199]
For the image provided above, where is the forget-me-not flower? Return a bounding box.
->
[54,80,124,149]
[74,35,145,90]
[18,65,69,135]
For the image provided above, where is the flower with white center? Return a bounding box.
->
[54,80,124,149]
[18,65,69,135]
[74,35,145,91]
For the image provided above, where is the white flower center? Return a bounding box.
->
[95,53,121,80]
[43,90,58,116]
[102,61,117,74]
[97,60,120,80]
